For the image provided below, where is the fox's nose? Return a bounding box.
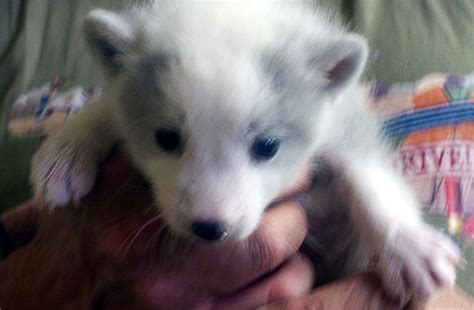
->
[192,221,229,241]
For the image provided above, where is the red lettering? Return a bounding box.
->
[451,145,462,170]
[433,147,445,170]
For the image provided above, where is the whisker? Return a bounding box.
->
[144,224,167,269]
[258,226,277,269]
[304,232,325,252]
[110,176,141,202]
[259,218,301,259]
[249,228,266,271]
[118,213,163,258]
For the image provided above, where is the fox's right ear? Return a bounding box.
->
[84,9,135,76]
[311,34,368,94]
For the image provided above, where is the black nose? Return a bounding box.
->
[192,221,229,241]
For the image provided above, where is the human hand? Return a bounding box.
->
[265,273,399,310]
[0,151,313,309]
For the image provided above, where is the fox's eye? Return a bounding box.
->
[250,137,280,162]
[155,129,182,153]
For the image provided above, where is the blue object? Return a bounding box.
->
[34,94,50,119]
[383,101,474,139]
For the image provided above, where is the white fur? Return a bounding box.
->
[31,0,459,303]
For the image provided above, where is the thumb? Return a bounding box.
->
[215,255,314,309]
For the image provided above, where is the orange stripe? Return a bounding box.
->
[404,126,455,145]
[413,87,450,109]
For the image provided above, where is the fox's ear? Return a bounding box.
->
[84,9,135,76]
[311,34,368,93]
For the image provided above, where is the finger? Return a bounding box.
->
[2,200,38,248]
[86,149,149,210]
[100,149,132,174]
[92,148,139,193]
[265,273,398,310]
[202,202,308,294]
[409,287,474,310]
[254,202,309,269]
[276,167,312,200]
[216,255,314,310]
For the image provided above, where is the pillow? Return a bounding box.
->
[366,72,474,296]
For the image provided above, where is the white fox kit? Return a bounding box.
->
[32,0,459,302]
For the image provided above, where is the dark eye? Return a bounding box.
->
[250,137,280,162]
[155,129,182,153]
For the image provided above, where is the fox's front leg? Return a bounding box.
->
[331,155,460,302]
[31,100,118,208]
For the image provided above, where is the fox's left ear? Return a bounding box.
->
[84,9,136,76]
[312,34,369,93]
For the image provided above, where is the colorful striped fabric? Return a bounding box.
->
[367,73,474,295]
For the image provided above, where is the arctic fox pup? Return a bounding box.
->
[31,0,459,302]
